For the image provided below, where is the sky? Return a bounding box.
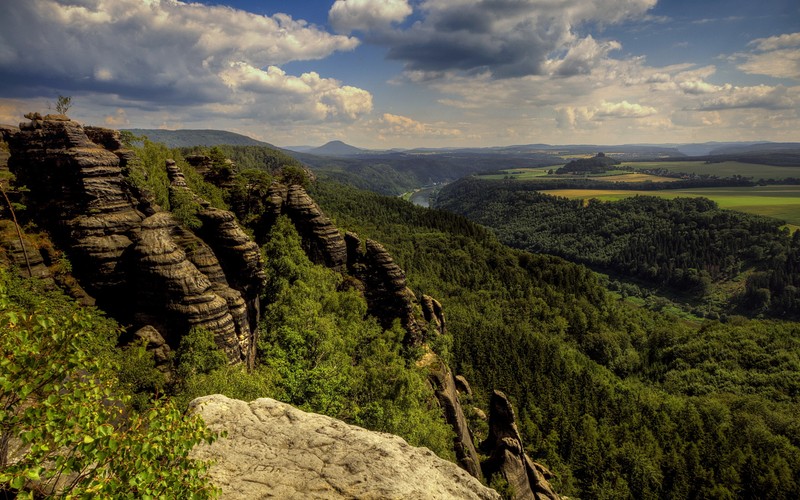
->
[0,0,798,149]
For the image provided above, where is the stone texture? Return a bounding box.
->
[481,391,559,500]
[422,352,483,481]
[422,293,446,336]
[131,325,172,368]
[189,395,500,500]
[6,117,266,364]
[7,116,145,307]
[131,212,243,361]
[360,239,424,345]
[284,184,347,272]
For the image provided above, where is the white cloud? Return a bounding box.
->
[0,0,366,126]
[104,108,129,126]
[378,113,462,137]
[736,32,800,80]
[595,100,657,118]
[697,85,797,111]
[329,0,412,33]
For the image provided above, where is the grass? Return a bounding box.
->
[624,160,800,180]
[541,185,800,226]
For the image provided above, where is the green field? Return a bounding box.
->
[541,185,800,226]
[624,160,800,180]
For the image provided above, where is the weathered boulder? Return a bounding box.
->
[481,391,559,500]
[131,325,172,368]
[422,352,483,481]
[189,395,500,500]
[422,293,446,336]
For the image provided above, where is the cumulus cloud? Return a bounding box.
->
[329,0,412,33]
[381,0,656,78]
[546,36,622,77]
[697,85,797,111]
[736,32,800,80]
[378,113,462,137]
[0,0,369,124]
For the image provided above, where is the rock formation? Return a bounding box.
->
[5,115,264,363]
[481,391,559,500]
[8,114,145,312]
[131,212,243,361]
[259,182,348,271]
[189,394,500,500]
[422,352,484,481]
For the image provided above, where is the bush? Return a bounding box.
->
[0,271,219,498]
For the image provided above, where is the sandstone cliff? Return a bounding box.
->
[5,115,263,363]
[481,391,559,500]
[189,394,500,500]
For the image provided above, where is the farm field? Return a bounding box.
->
[624,160,800,180]
[477,168,678,183]
[540,185,800,226]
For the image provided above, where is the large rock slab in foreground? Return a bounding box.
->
[189,395,500,500]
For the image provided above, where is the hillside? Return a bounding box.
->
[307,140,367,156]
[124,128,274,148]
[3,117,800,498]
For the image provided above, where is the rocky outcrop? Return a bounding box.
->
[131,212,243,361]
[281,184,347,272]
[481,391,559,500]
[7,114,145,307]
[131,325,172,372]
[5,115,264,363]
[189,395,500,500]
[422,293,446,336]
[422,353,483,481]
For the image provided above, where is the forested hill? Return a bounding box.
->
[436,176,800,318]
[313,181,800,498]
[3,118,800,499]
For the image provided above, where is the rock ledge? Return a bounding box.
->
[189,394,500,500]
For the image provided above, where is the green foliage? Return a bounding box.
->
[312,180,800,499]
[0,270,218,498]
[126,138,228,216]
[437,177,800,317]
[279,165,310,188]
[175,327,227,380]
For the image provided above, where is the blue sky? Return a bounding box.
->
[0,0,798,148]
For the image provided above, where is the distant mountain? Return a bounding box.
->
[709,142,800,155]
[307,140,367,156]
[123,129,274,148]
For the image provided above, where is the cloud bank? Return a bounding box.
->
[0,0,371,124]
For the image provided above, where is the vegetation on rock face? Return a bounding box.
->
[0,271,218,498]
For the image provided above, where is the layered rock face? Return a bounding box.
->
[8,114,144,306]
[283,184,348,271]
[481,391,559,500]
[5,115,263,363]
[189,395,500,500]
[422,352,483,481]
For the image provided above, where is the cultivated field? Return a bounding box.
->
[624,161,800,180]
[541,185,800,227]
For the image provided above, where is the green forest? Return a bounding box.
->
[436,177,800,318]
[3,138,800,499]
